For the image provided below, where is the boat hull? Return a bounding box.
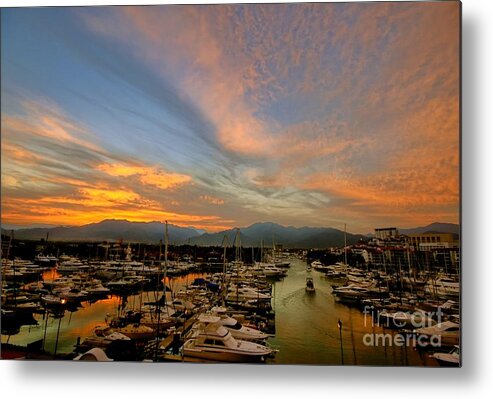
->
[183,347,269,363]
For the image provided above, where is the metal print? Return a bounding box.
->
[0,2,460,365]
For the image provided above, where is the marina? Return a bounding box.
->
[1,232,459,365]
[1,0,461,374]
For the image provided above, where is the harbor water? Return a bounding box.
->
[2,259,437,365]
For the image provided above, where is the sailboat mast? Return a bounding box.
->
[221,234,229,304]
[344,224,348,265]
[164,220,168,304]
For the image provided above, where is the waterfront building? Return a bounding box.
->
[374,227,399,240]
[406,233,458,248]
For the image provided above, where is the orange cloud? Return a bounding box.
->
[1,98,229,231]
[97,162,191,190]
[3,3,459,233]
[1,190,228,231]
[2,100,102,153]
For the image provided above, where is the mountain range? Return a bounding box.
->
[1,220,201,244]
[399,222,460,236]
[1,220,459,248]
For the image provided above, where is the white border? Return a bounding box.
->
[1,0,492,397]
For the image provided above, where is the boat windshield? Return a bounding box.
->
[228,321,242,330]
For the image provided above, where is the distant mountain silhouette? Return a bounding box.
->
[2,220,459,248]
[187,222,365,248]
[399,222,460,236]
[2,219,201,244]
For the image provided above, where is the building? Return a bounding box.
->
[374,227,399,240]
[406,233,457,248]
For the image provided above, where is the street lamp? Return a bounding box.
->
[337,319,344,365]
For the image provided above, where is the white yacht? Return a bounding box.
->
[73,348,113,361]
[431,345,460,366]
[415,321,460,346]
[311,260,323,268]
[81,326,131,348]
[196,314,269,341]
[226,286,271,302]
[93,326,131,341]
[183,323,273,362]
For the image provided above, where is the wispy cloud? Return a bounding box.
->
[97,163,192,190]
[1,3,459,232]
[1,97,230,230]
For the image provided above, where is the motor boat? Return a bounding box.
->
[93,326,131,341]
[196,314,269,341]
[262,265,287,278]
[57,287,89,302]
[431,345,460,366]
[57,260,91,274]
[324,269,347,286]
[183,323,273,362]
[331,285,371,305]
[40,294,66,307]
[112,324,155,340]
[73,347,113,361]
[79,326,132,350]
[139,313,176,330]
[226,286,271,303]
[12,301,40,312]
[415,321,460,346]
[86,283,110,296]
[274,261,290,268]
[378,309,436,329]
[425,277,460,298]
[305,277,315,292]
[106,276,141,291]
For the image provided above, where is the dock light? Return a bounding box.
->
[337,319,344,365]
[61,299,67,304]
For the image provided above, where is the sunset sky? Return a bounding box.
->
[1,2,460,233]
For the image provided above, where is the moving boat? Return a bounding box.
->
[305,277,315,292]
[183,323,273,362]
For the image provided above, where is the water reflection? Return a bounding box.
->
[2,262,437,365]
[267,260,436,366]
[1,273,206,355]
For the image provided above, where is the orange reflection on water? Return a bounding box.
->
[42,267,61,281]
